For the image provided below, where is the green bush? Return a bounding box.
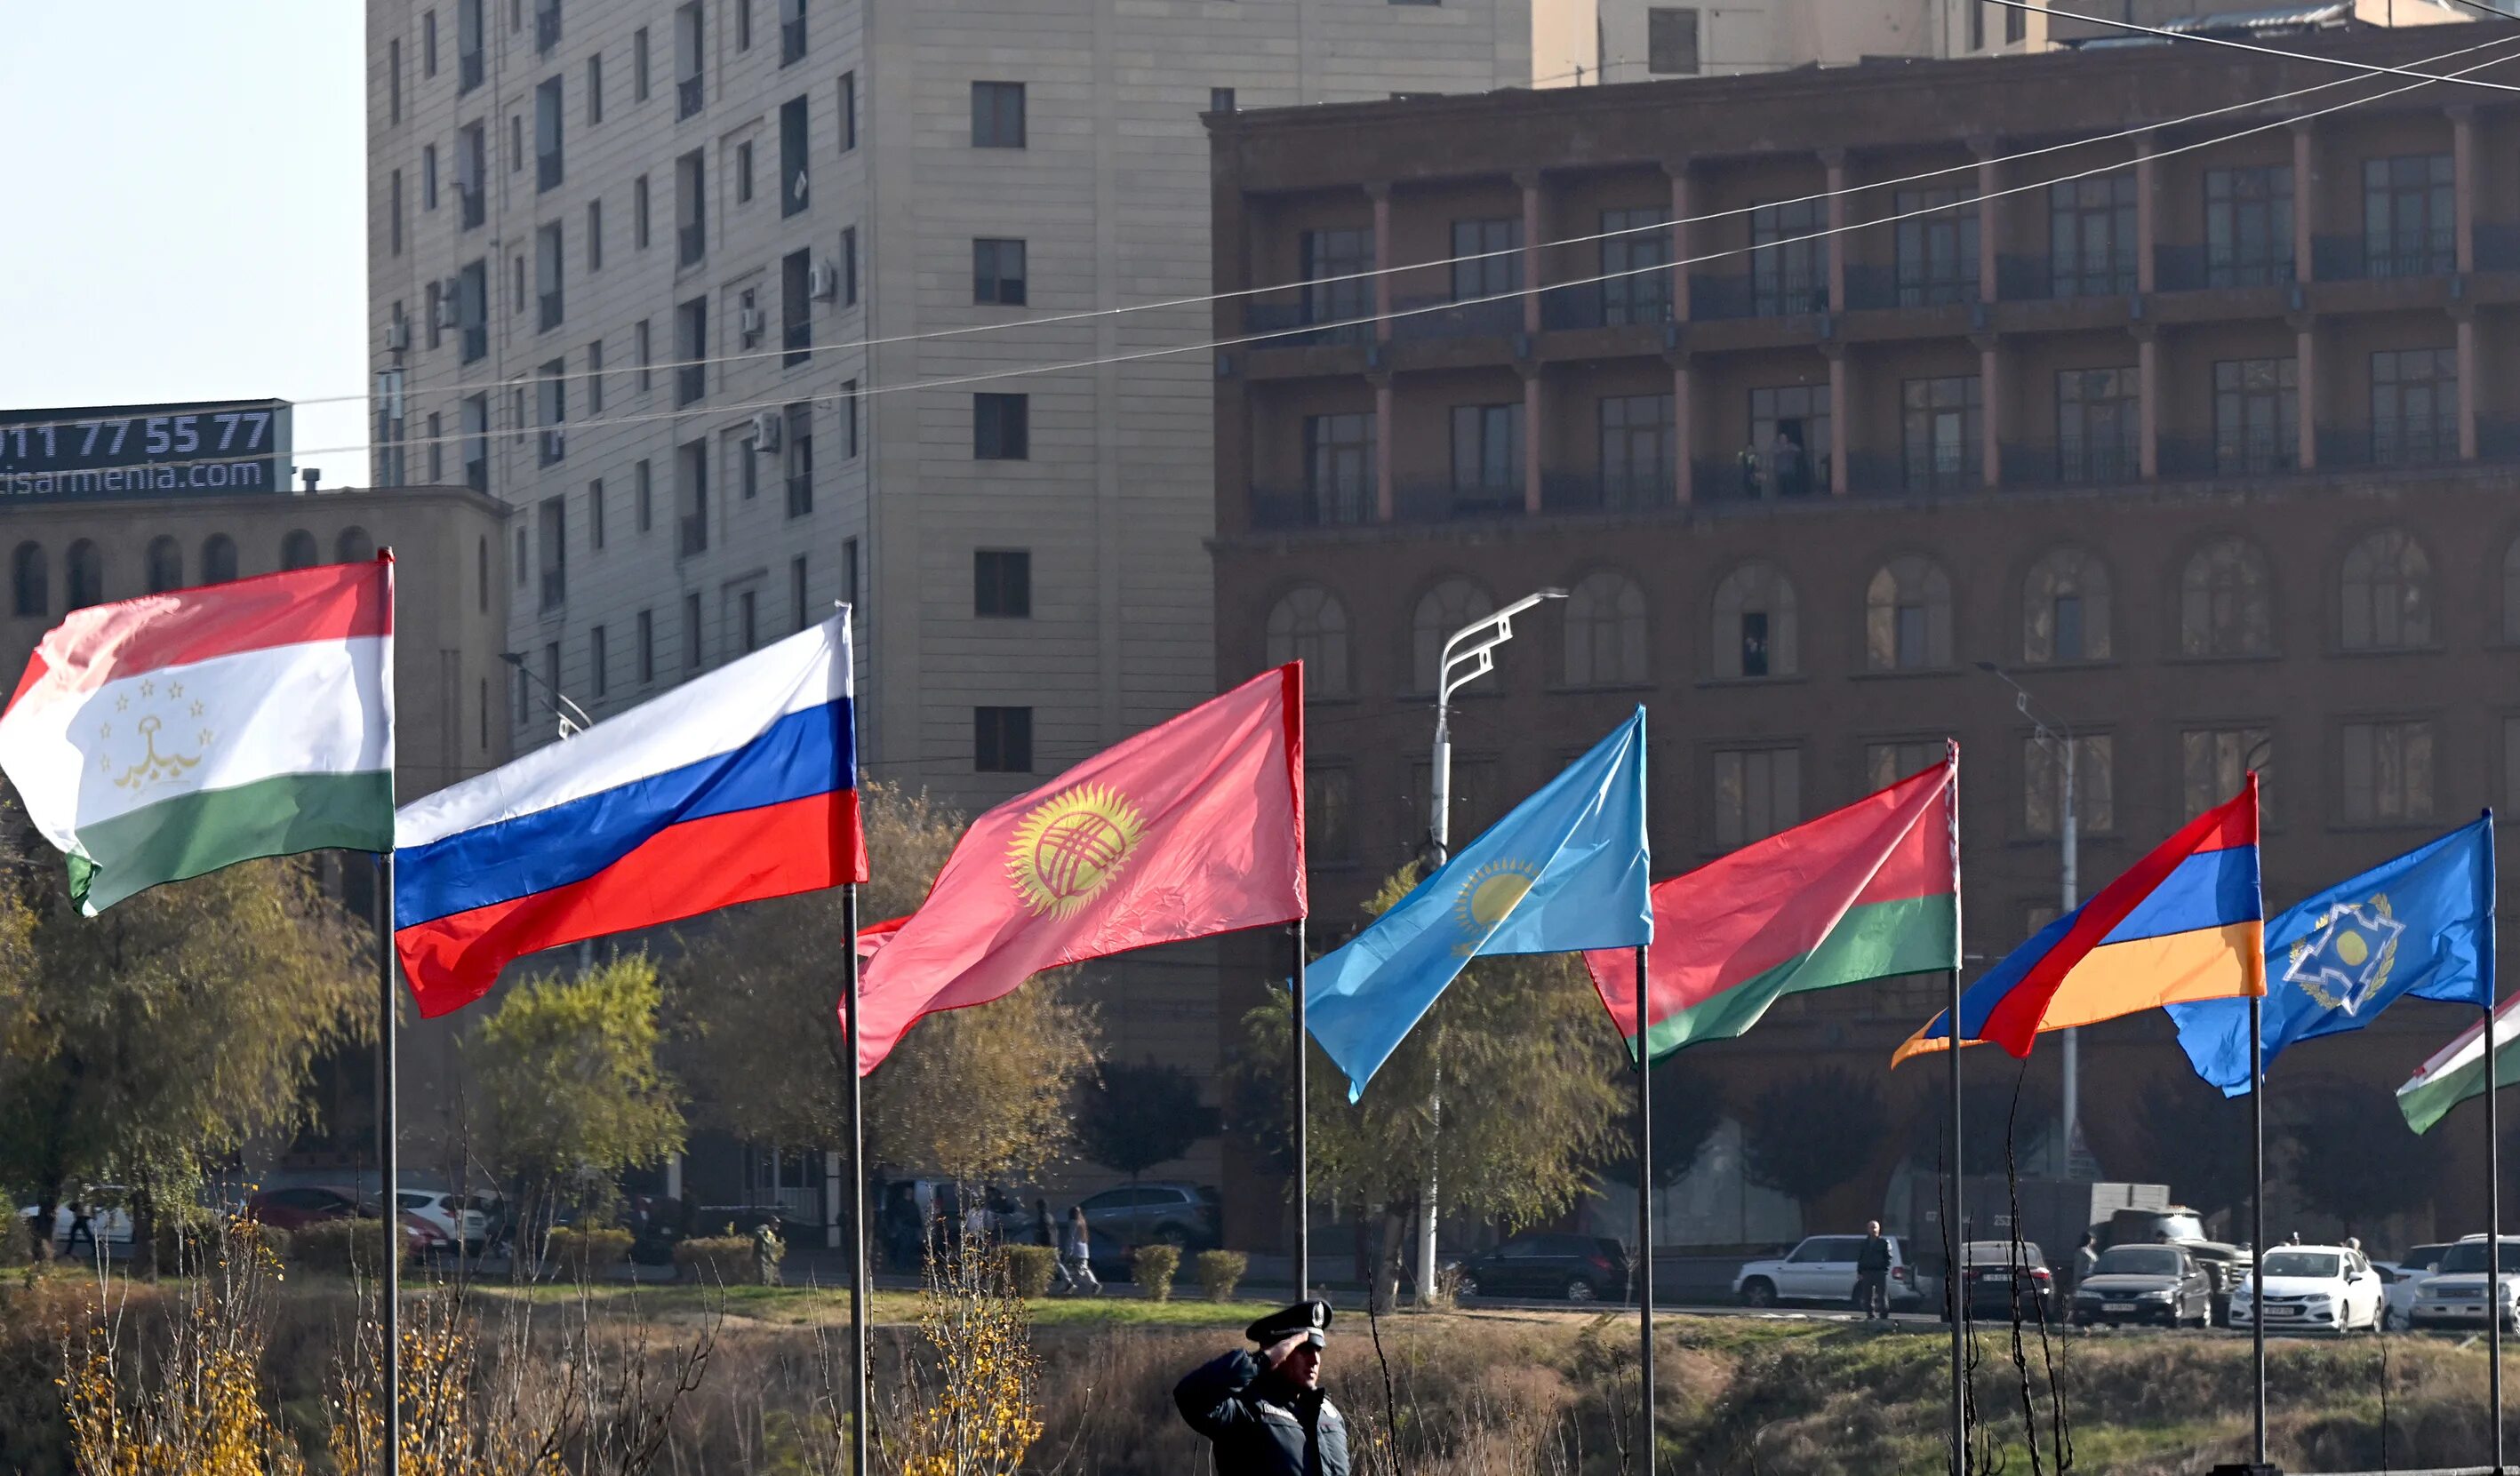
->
[545,1226,633,1277]
[287,1219,381,1275]
[1132,1243,1180,1303]
[1001,1244,1059,1298]
[673,1236,756,1286]
[1194,1249,1248,1302]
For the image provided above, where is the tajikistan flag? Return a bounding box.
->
[0,556,395,914]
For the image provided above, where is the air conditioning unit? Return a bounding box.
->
[384,318,411,352]
[809,259,839,301]
[750,411,783,451]
[739,306,765,346]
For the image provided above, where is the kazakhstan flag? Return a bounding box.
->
[2169,814,2494,1097]
[1305,709,1652,1099]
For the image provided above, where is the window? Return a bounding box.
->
[1411,578,1495,692]
[586,339,604,413]
[635,318,653,389]
[587,53,604,124]
[974,394,1028,459]
[2342,720,2436,825]
[685,592,704,669]
[738,589,758,651]
[460,393,489,491]
[1300,227,1374,336]
[784,403,813,515]
[535,76,563,190]
[838,71,856,150]
[842,226,857,305]
[1563,570,1646,687]
[1901,376,1980,491]
[1265,586,1351,698]
[972,82,1026,148]
[537,497,565,609]
[1600,208,1671,324]
[337,527,376,562]
[2213,358,2298,475]
[458,0,484,92]
[1751,199,1828,316]
[633,25,651,100]
[1748,384,1831,498]
[2050,172,2137,297]
[635,459,653,531]
[634,173,652,248]
[1598,395,1673,508]
[388,39,403,124]
[736,0,753,49]
[424,11,438,76]
[975,549,1031,618]
[1714,748,1800,849]
[676,297,708,405]
[676,2,704,117]
[1711,562,1797,678]
[677,438,709,555]
[138,536,179,594]
[10,543,44,617]
[1864,554,1954,671]
[2372,347,2457,467]
[201,535,236,586]
[975,706,1033,771]
[739,432,760,500]
[2025,735,2114,837]
[1647,7,1700,73]
[2057,367,2140,483]
[1449,403,1523,509]
[974,238,1028,305]
[1308,766,1355,864]
[586,478,606,550]
[388,169,404,255]
[475,536,488,611]
[1302,412,1375,525]
[278,531,316,573]
[426,412,442,480]
[534,0,558,51]
[1866,741,1942,792]
[637,609,655,682]
[537,358,566,463]
[458,122,486,228]
[782,249,812,363]
[676,150,706,265]
[2340,528,2432,650]
[1450,218,1519,299]
[1894,188,1980,306]
[590,624,608,697]
[736,140,755,203]
[1210,87,1236,114]
[510,115,522,175]
[586,199,604,272]
[780,0,805,64]
[2021,547,2111,663]
[2205,166,2292,287]
[422,145,438,211]
[791,555,808,630]
[843,380,860,457]
[2364,154,2453,278]
[780,96,809,216]
[2179,536,2276,657]
[2184,728,2270,819]
[535,222,564,329]
[843,537,860,629]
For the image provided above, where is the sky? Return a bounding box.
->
[0,2,369,483]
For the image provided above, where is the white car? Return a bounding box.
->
[2380,1242,2453,1330]
[2408,1234,2520,1333]
[18,1192,135,1250]
[2227,1245,2385,1334]
[389,1190,490,1253]
[1733,1233,1924,1312]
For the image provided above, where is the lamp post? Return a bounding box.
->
[1978,661,2080,1177]
[1417,587,1564,1302]
[500,650,593,741]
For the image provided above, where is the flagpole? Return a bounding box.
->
[843,882,868,1476]
[1635,945,1656,1475]
[2483,805,2501,1472]
[2250,991,2267,1468]
[1948,966,1965,1476]
[374,853,401,1476]
[1292,918,1309,1301]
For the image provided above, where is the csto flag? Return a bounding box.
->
[395,611,862,1018]
[2172,817,2494,1097]
[1586,746,1956,1063]
[1896,777,2263,1065]
[850,665,1305,1075]
[0,557,394,914]
[2398,992,2520,1135]
[1306,709,1651,1100]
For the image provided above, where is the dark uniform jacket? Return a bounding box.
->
[1173,1349,1351,1476]
[1856,1234,1893,1276]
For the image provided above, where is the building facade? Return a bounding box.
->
[1210,28,2520,1248]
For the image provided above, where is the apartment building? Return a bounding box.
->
[1209,27,2520,1246]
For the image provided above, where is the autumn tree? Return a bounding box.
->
[1742,1067,1886,1225]
[1596,1053,1724,1193]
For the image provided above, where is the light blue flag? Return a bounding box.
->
[2168,814,2494,1097]
[1304,708,1652,1099]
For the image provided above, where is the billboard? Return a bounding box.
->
[0,399,292,501]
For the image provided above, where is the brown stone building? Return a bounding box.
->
[1206,28,2520,1250]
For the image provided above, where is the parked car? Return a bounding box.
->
[388,1191,489,1255]
[244,1185,362,1232]
[1075,1182,1221,1258]
[2171,1240,2247,1323]
[2070,1243,2215,1328]
[2381,1242,2454,1330]
[1734,1234,1924,1312]
[2228,1245,2384,1334]
[1452,1233,1631,1303]
[2407,1234,2520,1333]
[1956,1241,2059,1322]
[19,1190,136,1250]
[396,1210,455,1262]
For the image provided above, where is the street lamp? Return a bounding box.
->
[1415,586,1565,1302]
[500,650,592,741]
[1977,660,2083,1177]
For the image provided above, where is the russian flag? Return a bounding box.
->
[392,611,864,1017]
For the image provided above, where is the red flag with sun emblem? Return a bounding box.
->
[848,665,1304,1073]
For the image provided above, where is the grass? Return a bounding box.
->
[460,1279,1284,1329]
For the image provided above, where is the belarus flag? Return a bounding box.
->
[0,556,395,914]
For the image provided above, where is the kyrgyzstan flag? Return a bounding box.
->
[849,665,1305,1073]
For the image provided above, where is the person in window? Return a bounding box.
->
[1770,430,1806,498]
[1738,440,1764,499]
[1174,1300,1348,1474]
[1854,1220,1893,1320]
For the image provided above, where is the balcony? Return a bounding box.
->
[1540,472,1676,515]
[1250,483,1377,531]
[1996,435,2138,488]
[1244,298,1372,349]
[2365,414,2462,469]
[1388,295,1522,343]
[2481,223,2520,274]
[535,3,560,52]
[678,223,705,267]
[1688,273,1827,322]
[2314,232,2456,283]
[2160,432,2297,480]
[679,512,708,557]
[1395,479,1524,523]
[677,76,703,120]
[1539,283,1673,332]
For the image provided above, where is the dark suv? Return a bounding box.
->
[1453,1233,1632,1303]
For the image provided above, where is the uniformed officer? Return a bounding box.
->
[1172,1299,1350,1475]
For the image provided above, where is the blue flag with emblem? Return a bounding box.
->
[1304,709,1652,1100]
[2168,815,2494,1097]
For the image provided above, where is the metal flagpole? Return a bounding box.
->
[843,882,869,1476]
[1292,919,1309,1301]
[1636,945,1656,1476]
[2250,992,2267,1468]
[1948,966,1966,1476]
[375,854,401,1476]
[2483,805,2501,1472]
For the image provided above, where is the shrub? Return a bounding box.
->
[674,1235,756,1286]
[288,1218,379,1275]
[546,1226,633,1278]
[1132,1243,1180,1303]
[1194,1250,1247,1303]
[1001,1244,1059,1298]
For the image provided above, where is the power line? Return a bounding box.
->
[1995,0,2520,88]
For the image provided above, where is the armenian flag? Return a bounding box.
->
[1895,776,2263,1064]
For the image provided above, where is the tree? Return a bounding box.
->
[1742,1067,1885,1222]
[1596,1053,1724,1193]
[467,953,685,1229]
[2132,1070,2253,1224]
[1905,1080,2060,1178]
[1076,1058,1220,1184]
[2283,1079,2444,1238]
[671,782,1099,1184]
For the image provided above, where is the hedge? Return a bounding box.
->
[673,1236,761,1286]
[1194,1250,1248,1302]
[545,1226,633,1278]
[288,1219,382,1275]
[1132,1243,1180,1303]
[1000,1245,1059,1298]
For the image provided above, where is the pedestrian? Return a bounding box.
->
[1033,1195,1058,1249]
[64,1200,95,1257]
[1063,1205,1100,1296]
[1854,1219,1892,1320]
[2345,1236,2363,1254]
[1174,1300,1348,1474]
[962,1196,993,1250]
[2070,1232,2099,1297]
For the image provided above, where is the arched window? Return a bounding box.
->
[12,542,46,618]
[2179,537,2276,657]
[200,534,239,586]
[65,541,104,611]
[145,536,184,594]
[1864,554,1954,671]
[1563,570,1647,687]
[2021,547,2112,664]
[1264,586,1352,699]
[280,530,319,570]
[336,526,378,563]
[1410,578,1495,693]
[1711,562,1798,679]
[2340,528,2432,650]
